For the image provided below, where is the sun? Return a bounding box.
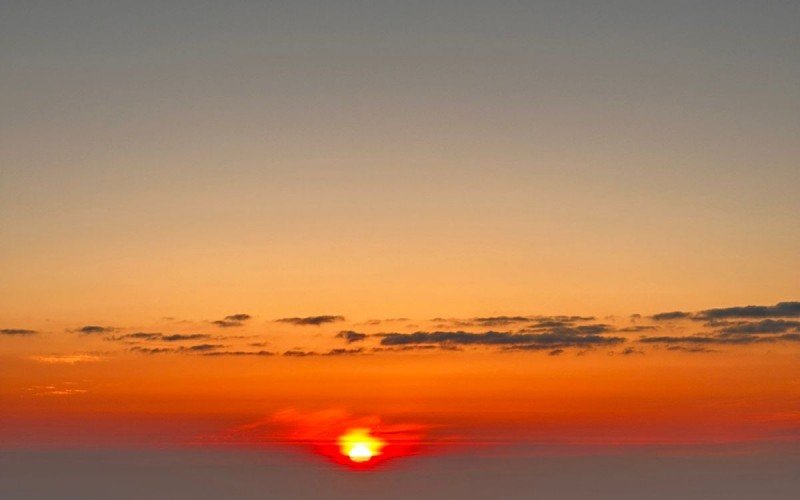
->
[348,443,373,463]
[338,428,385,464]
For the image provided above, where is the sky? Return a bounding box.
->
[1,1,799,498]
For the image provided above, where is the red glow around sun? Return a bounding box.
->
[271,409,426,469]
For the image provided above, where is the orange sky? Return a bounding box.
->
[1,1,799,463]
[2,307,799,453]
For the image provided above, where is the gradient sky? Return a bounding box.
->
[1,1,799,491]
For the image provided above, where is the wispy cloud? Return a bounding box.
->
[697,302,800,320]
[28,383,89,396]
[28,354,104,364]
[651,311,692,321]
[336,330,367,343]
[276,315,345,326]
[377,330,625,351]
[109,332,213,342]
[202,350,275,357]
[130,344,225,354]
[650,301,800,321]
[1,328,37,336]
[73,325,115,334]
[212,313,252,328]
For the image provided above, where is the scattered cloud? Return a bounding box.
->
[651,311,692,321]
[162,333,213,341]
[1,328,37,336]
[471,316,532,327]
[650,302,800,322]
[639,333,800,346]
[185,343,221,352]
[283,350,316,357]
[74,325,115,334]
[211,313,252,328]
[617,325,658,332]
[377,330,625,351]
[666,346,717,353]
[697,302,800,320]
[130,346,178,354]
[282,348,365,357]
[276,315,345,326]
[431,315,596,329]
[336,330,367,343]
[202,350,275,357]
[369,345,442,353]
[225,314,252,322]
[130,344,225,354]
[109,332,213,343]
[324,348,364,356]
[22,301,800,361]
[715,319,800,335]
[113,332,163,341]
[355,318,409,326]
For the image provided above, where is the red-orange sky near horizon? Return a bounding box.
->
[2,304,799,458]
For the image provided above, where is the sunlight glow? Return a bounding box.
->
[338,428,385,463]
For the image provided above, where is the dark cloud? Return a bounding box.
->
[118,332,162,340]
[369,345,441,353]
[620,347,644,356]
[130,344,224,354]
[212,320,242,328]
[356,318,409,326]
[282,350,316,357]
[697,301,800,320]
[518,324,612,335]
[281,348,365,357]
[162,334,212,342]
[1,328,37,336]
[202,350,275,357]
[75,325,115,334]
[715,319,800,335]
[666,345,717,353]
[377,330,625,351]
[224,314,251,322]
[543,315,596,322]
[130,346,177,354]
[548,349,564,356]
[211,313,252,328]
[649,302,800,322]
[651,311,692,321]
[109,332,212,342]
[471,316,531,327]
[639,335,747,345]
[185,343,222,352]
[276,315,345,326]
[526,320,571,329]
[639,309,800,347]
[336,330,367,343]
[433,315,597,328]
[617,325,658,332]
[639,332,800,346]
[324,348,364,356]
